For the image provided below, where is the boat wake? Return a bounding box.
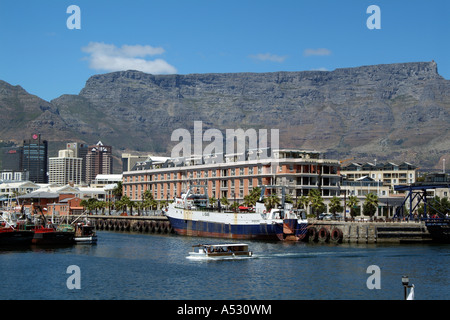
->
[254,251,369,260]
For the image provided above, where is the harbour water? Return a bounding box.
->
[0,231,448,300]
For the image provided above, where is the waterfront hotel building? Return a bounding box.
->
[122,149,341,204]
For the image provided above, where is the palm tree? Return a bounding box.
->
[308,189,325,218]
[363,193,379,219]
[80,199,89,213]
[96,200,107,215]
[143,190,157,213]
[120,195,132,216]
[112,181,123,201]
[284,194,293,204]
[242,187,262,207]
[243,194,253,207]
[159,200,168,209]
[329,196,343,217]
[264,194,280,211]
[230,202,240,212]
[347,195,360,218]
[241,188,262,207]
[209,197,217,207]
[220,196,230,209]
[87,198,97,214]
[297,195,309,211]
[134,201,144,216]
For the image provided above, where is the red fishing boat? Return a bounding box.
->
[1,212,34,246]
[31,225,75,245]
[0,226,34,245]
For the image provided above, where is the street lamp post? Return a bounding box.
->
[402,275,414,300]
[402,275,409,300]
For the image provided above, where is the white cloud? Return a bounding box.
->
[303,48,332,57]
[82,42,177,74]
[249,53,287,63]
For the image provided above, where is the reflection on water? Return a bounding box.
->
[0,231,448,300]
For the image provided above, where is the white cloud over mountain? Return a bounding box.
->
[82,42,177,74]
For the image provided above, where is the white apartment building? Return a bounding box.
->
[48,149,83,185]
[341,162,417,192]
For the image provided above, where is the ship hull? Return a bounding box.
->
[166,206,308,241]
[425,219,450,243]
[275,219,308,241]
[0,229,34,245]
[32,230,75,245]
[167,215,280,240]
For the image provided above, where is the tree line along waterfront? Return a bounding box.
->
[82,184,450,221]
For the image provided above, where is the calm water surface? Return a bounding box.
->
[0,231,448,300]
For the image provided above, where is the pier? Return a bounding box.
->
[88,215,432,243]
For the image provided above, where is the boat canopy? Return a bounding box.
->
[193,243,249,248]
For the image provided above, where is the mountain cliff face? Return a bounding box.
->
[1,61,449,170]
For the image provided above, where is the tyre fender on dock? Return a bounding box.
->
[317,227,330,243]
[159,221,167,233]
[144,221,151,232]
[330,227,343,243]
[307,226,318,242]
[131,221,140,232]
[166,222,173,234]
[163,221,171,233]
[152,221,159,233]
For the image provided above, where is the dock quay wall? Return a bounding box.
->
[307,220,431,244]
[89,215,173,234]
[87,215,432,243]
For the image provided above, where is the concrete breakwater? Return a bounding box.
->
[88,216,431,243]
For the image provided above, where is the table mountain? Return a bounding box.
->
[1,61,449,170]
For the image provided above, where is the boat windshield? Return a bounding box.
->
[194,244,249,252]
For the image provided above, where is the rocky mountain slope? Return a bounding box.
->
[1,61,449,170]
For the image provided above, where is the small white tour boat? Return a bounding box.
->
[188,243,253,260]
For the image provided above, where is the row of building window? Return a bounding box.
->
[125,164,339,184]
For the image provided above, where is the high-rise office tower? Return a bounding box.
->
[85,141,112,184]
[66,142,88,183]
[22,134,48,183]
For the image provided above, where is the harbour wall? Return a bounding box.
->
[307,220,431,244]
[87,215,432,243]
[89,215,174,234]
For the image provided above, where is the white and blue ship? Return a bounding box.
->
[165,186,308,241]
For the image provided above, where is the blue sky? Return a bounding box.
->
[0,0,448,101]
